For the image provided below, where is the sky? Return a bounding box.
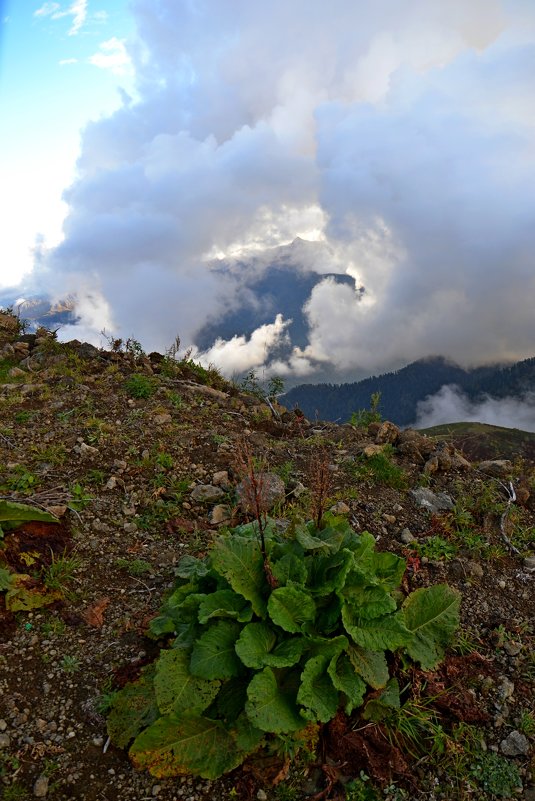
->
[1,0,535,386]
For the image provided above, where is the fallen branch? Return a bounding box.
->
[499,481,520,555]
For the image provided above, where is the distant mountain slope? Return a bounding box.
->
[282,356,535,426]
[418,421,535,462]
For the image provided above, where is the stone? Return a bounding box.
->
[478,460,513,477]
[0,733,10,748]
[256,791,268,801]
[498,678,515,700]
[423,455,439,474]
[523,556,535,571]
[78,442,99,457]
[210,504,231,525]
[504,641,522,657]
[382,514,396,524]
[212,470,231,489]
[153,413,172,425]
[500,730,529,756]
[236,472,285,513]
[409,487,454,514]
[8,366,26,378]
[330,501,350,515]
[400,528,415,544]
[375,421,400,445]
[362,444,386,458]
[33,775,49,797]
[466,560,484,578]
[190,484,225,503]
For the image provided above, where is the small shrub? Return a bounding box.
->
[469,751,522,797]
[124,375,156,399]
[350,392,382,428]
[107,516,460,780]
[44,551,83,591]
[412,536,458,562]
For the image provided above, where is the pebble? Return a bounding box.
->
[0,719,7,731]
[152,785,162,796]
[500,730,529,756]
[523,555,535,571]
[33,775,49,797]
[498,678,515,700]
[498,580,506,589]
[0,733,11,748]
[504,641,522,657]
[400,528,415,544]
[257,791,268,801]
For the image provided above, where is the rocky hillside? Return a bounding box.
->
[0,311,534,801]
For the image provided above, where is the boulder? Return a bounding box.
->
[375,421,400,445]
[236,472,285,513]
[478,460,513,477]
[409,487,454,514]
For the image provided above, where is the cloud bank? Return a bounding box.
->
[415,385,535,432]
[29,0,535,380]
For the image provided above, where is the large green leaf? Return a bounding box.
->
[264,637,305,668]
[154,649,220,715]
[349,531,376,570]
[370,551,406,590]
[295,523,343,553]
[307,634,348,660]
[235,622,277,669]
[267,586,316,633]
[297,655,339,723]
[197,590,253,624]
[107,666,159,748]
[402,584,461,669]
[130,714,242,779]
[211,535,267,617]
[216,677,250,721]
[327,652,366,714]
[363,678,400,721]
[340,584,397,619]
[245,668,305,733]
[0,500,59,525]
[347,644,388,689]
[175,555,210,580]
[190,621,242,680]
[5,574,63,611]
[308,549,354,596]
[342,606,410,651]
[271,552,308,586]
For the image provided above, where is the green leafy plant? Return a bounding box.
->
[468,752,522,797]
[411,536,458,562]
[60,654,81,673]
[350,392,382,428]
[2,466,39,494]
[107,516,460,780]
[124,374,156,399]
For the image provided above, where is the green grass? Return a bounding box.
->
[124,374,156,399]
[43,551,83,591]
[412,535,458,561]
[115,557,153,576]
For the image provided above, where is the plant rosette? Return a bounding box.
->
[107,515,460,780]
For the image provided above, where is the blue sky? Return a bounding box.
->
[1,0,535,386]
[1,0,133,286]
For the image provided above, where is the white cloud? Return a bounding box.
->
[193,314,291,376]
[30,0,535,378]
[59,58,78,66]
[415,385,535,432]
[34,0,87,35]
[89,37,132,75]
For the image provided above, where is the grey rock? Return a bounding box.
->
[33,775,49,797]
[236,472,285,513]
[400,528,415,544]
[478,459,513,477]
[0,719,7,731]
[466,560,484,578]
[500,730,529,756]
[504,641,522,657]
[190,484,225,503]
[523,556,535,571]
[0,733,10,748]
[409,487,454,513]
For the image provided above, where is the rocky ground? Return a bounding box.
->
[0,315,533,801]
